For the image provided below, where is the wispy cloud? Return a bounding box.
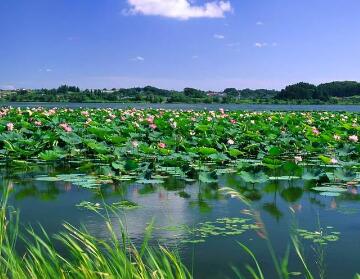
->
[254,42,278,48]
[0,84,16,90]
[214,33,225,39]
[131,56,145,61]
[254,42,267,48]
[256,21,264,26]
[192,55,199,59]
[125,0,232,20]
[39,68,53,72]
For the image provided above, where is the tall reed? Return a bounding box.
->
[0,188,191,279]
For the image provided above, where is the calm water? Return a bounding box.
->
[2,102,360,111]
[2,163,360,278]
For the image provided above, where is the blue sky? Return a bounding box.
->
[0,0,359,90]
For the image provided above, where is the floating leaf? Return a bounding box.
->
[312,186,347,193]
[239,171,269,184]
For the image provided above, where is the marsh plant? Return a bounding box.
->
[0,189,191,279]
[219,187,360,279]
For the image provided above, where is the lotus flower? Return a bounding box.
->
[312,128,320,136]
[158,142,166,149]
[294,156,302,164]
[59,123,72,133]
[349,135,358,142]
[6,122,14,131]
[132,141,139,148]
[227,139,235,145]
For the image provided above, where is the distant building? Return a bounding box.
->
[206,91,225,97]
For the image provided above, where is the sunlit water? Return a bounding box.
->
[1,163,360,279]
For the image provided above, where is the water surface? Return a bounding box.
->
[2,163,360,279]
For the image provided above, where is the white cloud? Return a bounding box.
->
[254,42,278,48]
[254,42,267,48]
[125,0,232,20]
[192,55,199,59]
[214,33,225,39]
[0,85,16,90]
[256,21,264,25]
[131,56,145,61]
[38,68,53,72]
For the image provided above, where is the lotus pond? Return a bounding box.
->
[1,107,360,278]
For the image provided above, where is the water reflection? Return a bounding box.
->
[3,169,360,220]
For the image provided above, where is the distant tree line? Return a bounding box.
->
[276,81,360,101]
[1,81,360,103]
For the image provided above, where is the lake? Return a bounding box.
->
[0,106,359,278]
[2,162,360,279]
[2,102,360,111]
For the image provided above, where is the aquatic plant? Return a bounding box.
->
[0,190,191,279]
[0,108,358,185]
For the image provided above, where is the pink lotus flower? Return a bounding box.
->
[34,121,42,126]
[149,124,157,130]
[81,111,89,117]
[6,122,14,131]
[132,141,139,148]
[349,135,358,142]
[230,119,237,124]
[227,139,235,145]
[333,134,341,141]
[294,156,302,164]
[312,128,320,136]
[59,123,72,133]
[146,115,154,124]
[330,158,338,164]
[158,142,166,149]
[48,109,56,116]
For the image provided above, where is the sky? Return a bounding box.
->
[0,0,360,91]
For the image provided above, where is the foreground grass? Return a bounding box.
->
[0,190,191,279]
